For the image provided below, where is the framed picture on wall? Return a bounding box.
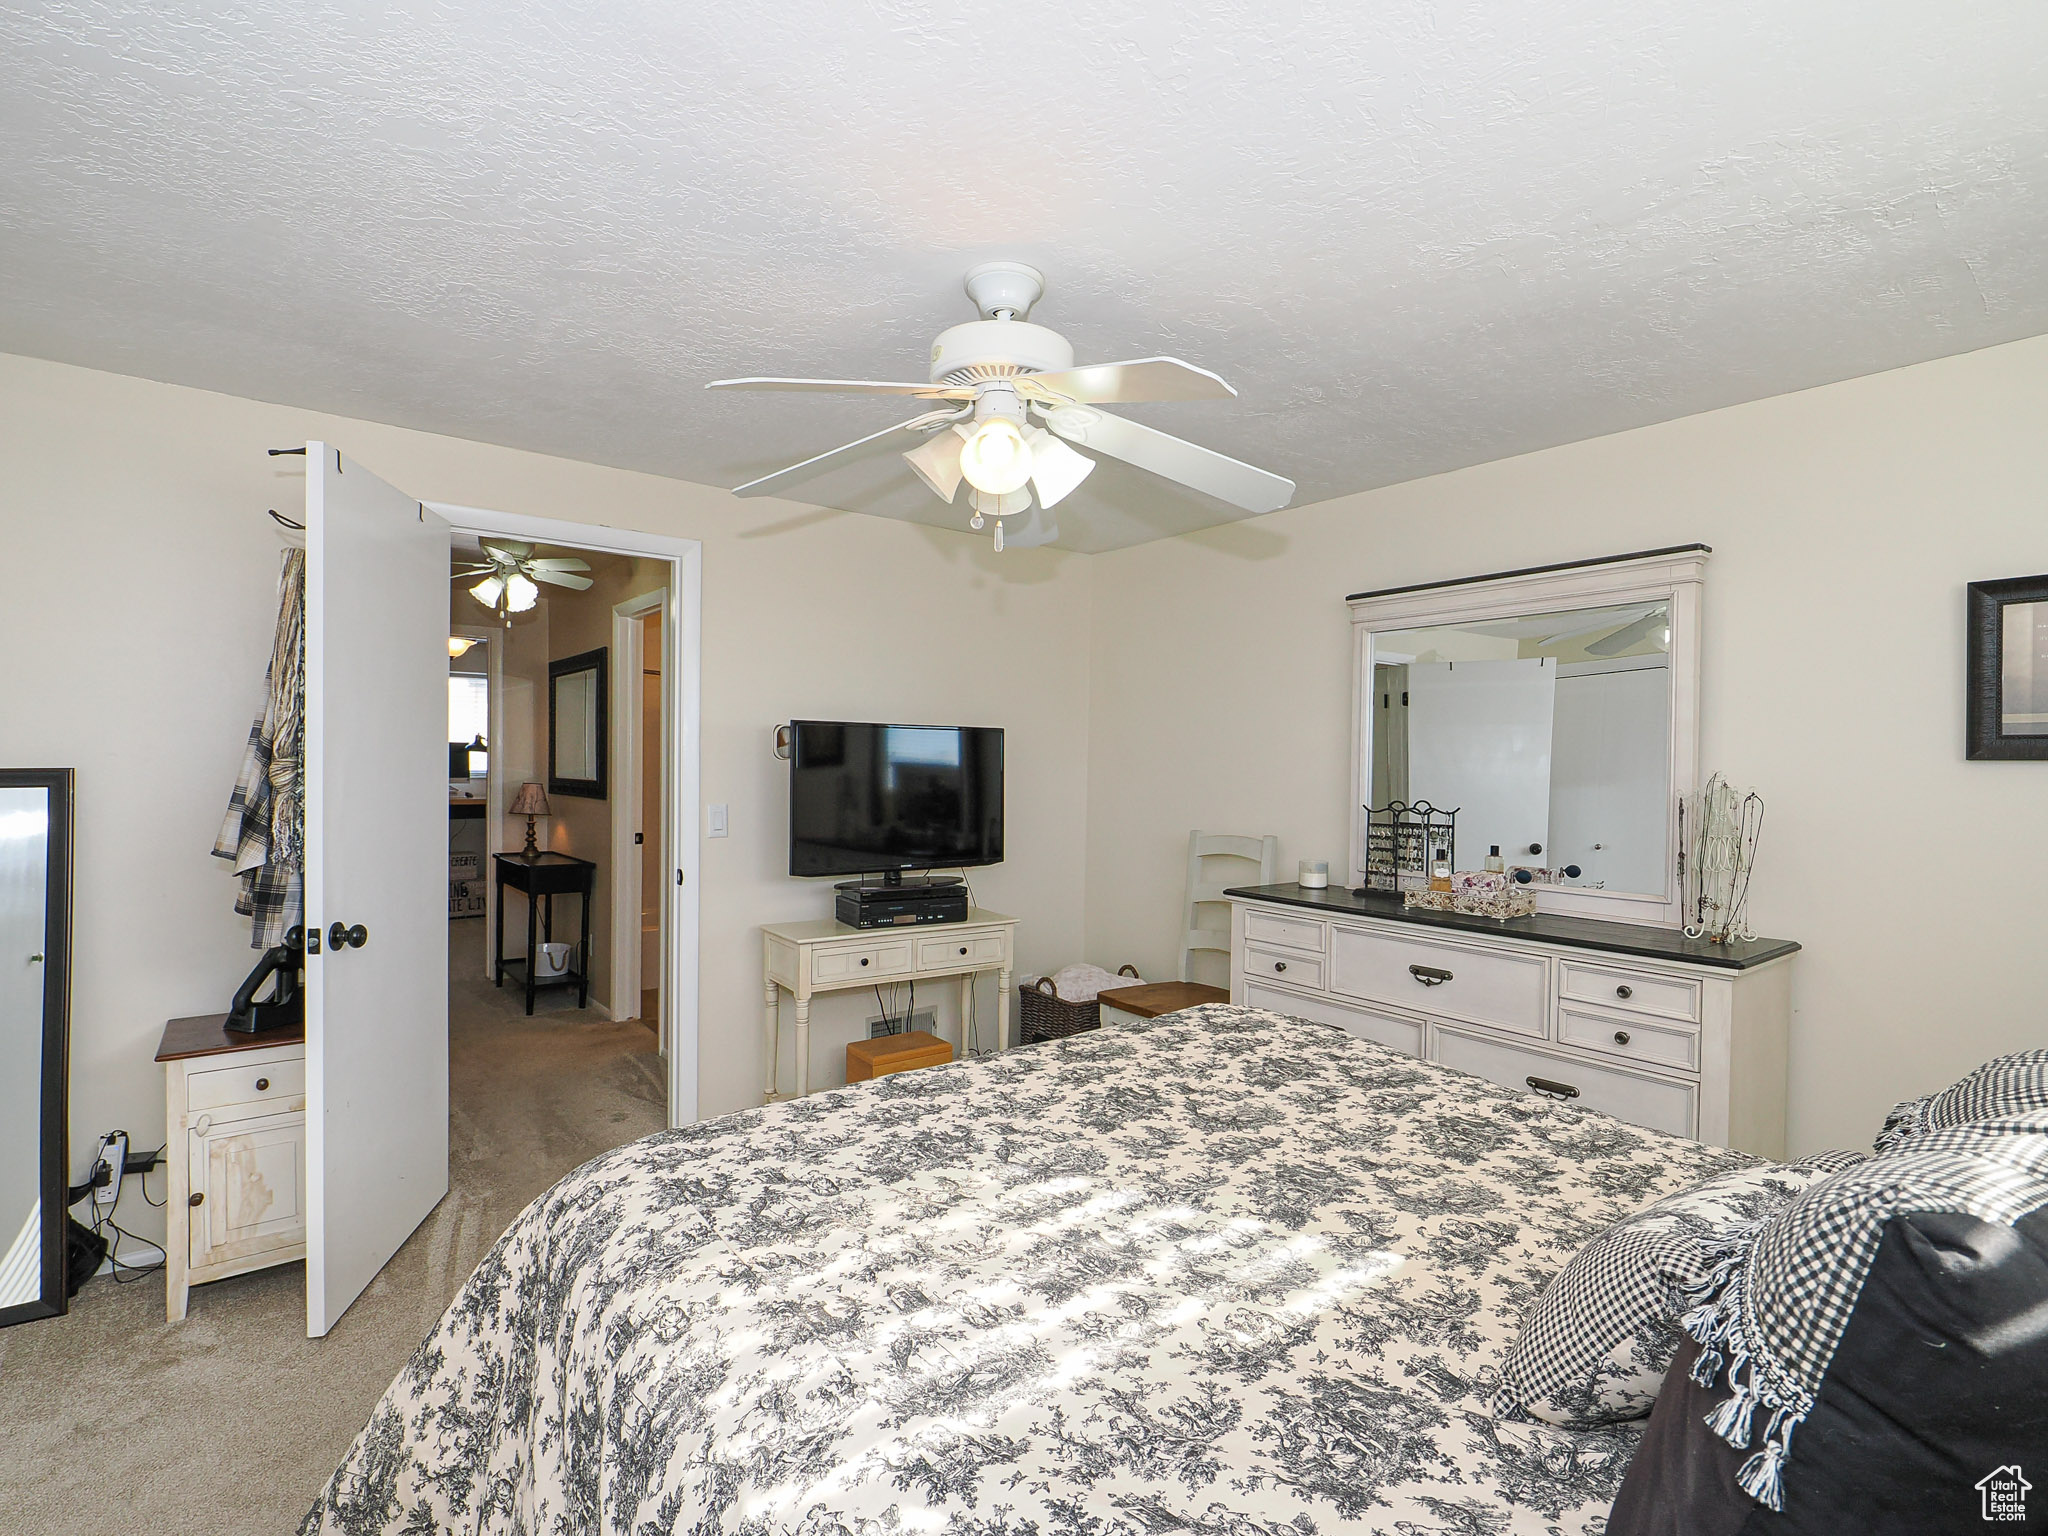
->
[548,648,609,796]
[1966,574,2048,760]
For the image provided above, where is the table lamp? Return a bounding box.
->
[510,781,550,856]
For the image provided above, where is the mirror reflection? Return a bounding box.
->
[1369,600,1672,893]
[2000,599,2048,737]
[1,784,51,1320]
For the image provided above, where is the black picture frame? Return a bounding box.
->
[1,768,73,1329]
[1967,575,2048,761]
[547,648,609,798]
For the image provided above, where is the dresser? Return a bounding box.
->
[762,908,1017,1100]
[155,1014,308,1321]
[1227,885,1798,1157]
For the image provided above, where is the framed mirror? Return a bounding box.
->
[1966,574,2048,760]
[1,768,73,1328]
[548,648,609,798]
[1350,546,1708,927]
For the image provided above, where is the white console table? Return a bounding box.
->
[762,908,1017,1100]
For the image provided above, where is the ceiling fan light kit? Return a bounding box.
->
[454,539,594,623]
[709,262,1295,551]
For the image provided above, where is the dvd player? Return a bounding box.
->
[834,878,969,929]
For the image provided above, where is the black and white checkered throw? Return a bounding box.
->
[1681,1110,2048,1511]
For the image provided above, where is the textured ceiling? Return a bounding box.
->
[4,3,2046,552]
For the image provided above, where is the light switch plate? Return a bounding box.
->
[708,803,729,838]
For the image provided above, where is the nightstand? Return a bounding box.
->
[156,1013,307,1322]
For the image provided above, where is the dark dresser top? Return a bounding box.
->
[156,1012,304,1062]
[1225,884,1800,971]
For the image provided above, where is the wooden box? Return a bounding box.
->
[846,1029,954,1083]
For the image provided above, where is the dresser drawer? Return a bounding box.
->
[813,940,914,982]
[1244,946,1323,989]
[1243,909,1328,953]
[186,1057,305,1114]
[1434,1026,1697,1139]
[1557,1003,1700,1073]
[1329,925,1548,1039]
[1245,982,1422,1057]
[1558,959,1700,1023]
[917,932,1008,971]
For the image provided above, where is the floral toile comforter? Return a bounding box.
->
[303,1004,1750,1536]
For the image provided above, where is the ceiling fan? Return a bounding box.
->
[708,263,1296,551]
[453,539,593,621]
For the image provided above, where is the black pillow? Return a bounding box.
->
[1610,1204,2048,1535]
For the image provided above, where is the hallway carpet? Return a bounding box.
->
[0,920,667,1535]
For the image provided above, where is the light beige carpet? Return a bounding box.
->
[0,920,667,1536]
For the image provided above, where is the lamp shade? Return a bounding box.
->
[509,781,550,816]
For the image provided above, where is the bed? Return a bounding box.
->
[302,1003,1751,1536]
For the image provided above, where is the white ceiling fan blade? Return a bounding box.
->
[450,564,496,578]
[478,538,531,561]
[525,557,592,573]
[1017,357,1236,405]
[1041,406,1293,514]
[1585,611,1669,656]
[530,569,595,591]
[731,408,969,498]
[709,377,973,399]
[1532,605,1660,646]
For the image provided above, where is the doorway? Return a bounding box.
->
[434,502,700,1127]
[296,446,702,1337]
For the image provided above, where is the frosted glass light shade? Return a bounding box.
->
[902,427,965,502]
[1026,429,1095,509]
[469,575,506,608]
[958,418,1032,495]
[505,574,540,612]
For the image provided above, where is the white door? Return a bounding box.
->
[304,443,450,1337]
[1406,658,1556,868]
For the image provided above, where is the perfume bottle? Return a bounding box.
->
[1484,845,1504,873]
[1429,846,1453,892]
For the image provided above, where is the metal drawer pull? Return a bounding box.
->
[1409,964,1452,986]
[188,1192,204,1207]
[1613,1031,1631,1046]
[255,1077,270,1091]
[959,946,968,956]
[1615,984,1633,999]
[860,957,870,966]
[1273,961,1287,973]
[1526,1075,1581,1100]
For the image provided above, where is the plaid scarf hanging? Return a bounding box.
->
[212,548,305,947]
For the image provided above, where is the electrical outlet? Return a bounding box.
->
[868,1008,936,1038]
[91,1130,127,1219]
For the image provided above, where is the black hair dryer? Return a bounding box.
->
[226,925,306,1035]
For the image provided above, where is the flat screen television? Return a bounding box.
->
[788,720,1004,879]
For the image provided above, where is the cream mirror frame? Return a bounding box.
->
[1348,545,1708,929]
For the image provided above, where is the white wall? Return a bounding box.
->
[0,352,1094,1253]
[1083,332,2048,1157]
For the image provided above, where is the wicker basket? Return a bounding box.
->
[1018,965,1140,1044]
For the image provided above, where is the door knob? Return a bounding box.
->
[328,921,368,950]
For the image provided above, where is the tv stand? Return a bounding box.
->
[761,908,1018,1100]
